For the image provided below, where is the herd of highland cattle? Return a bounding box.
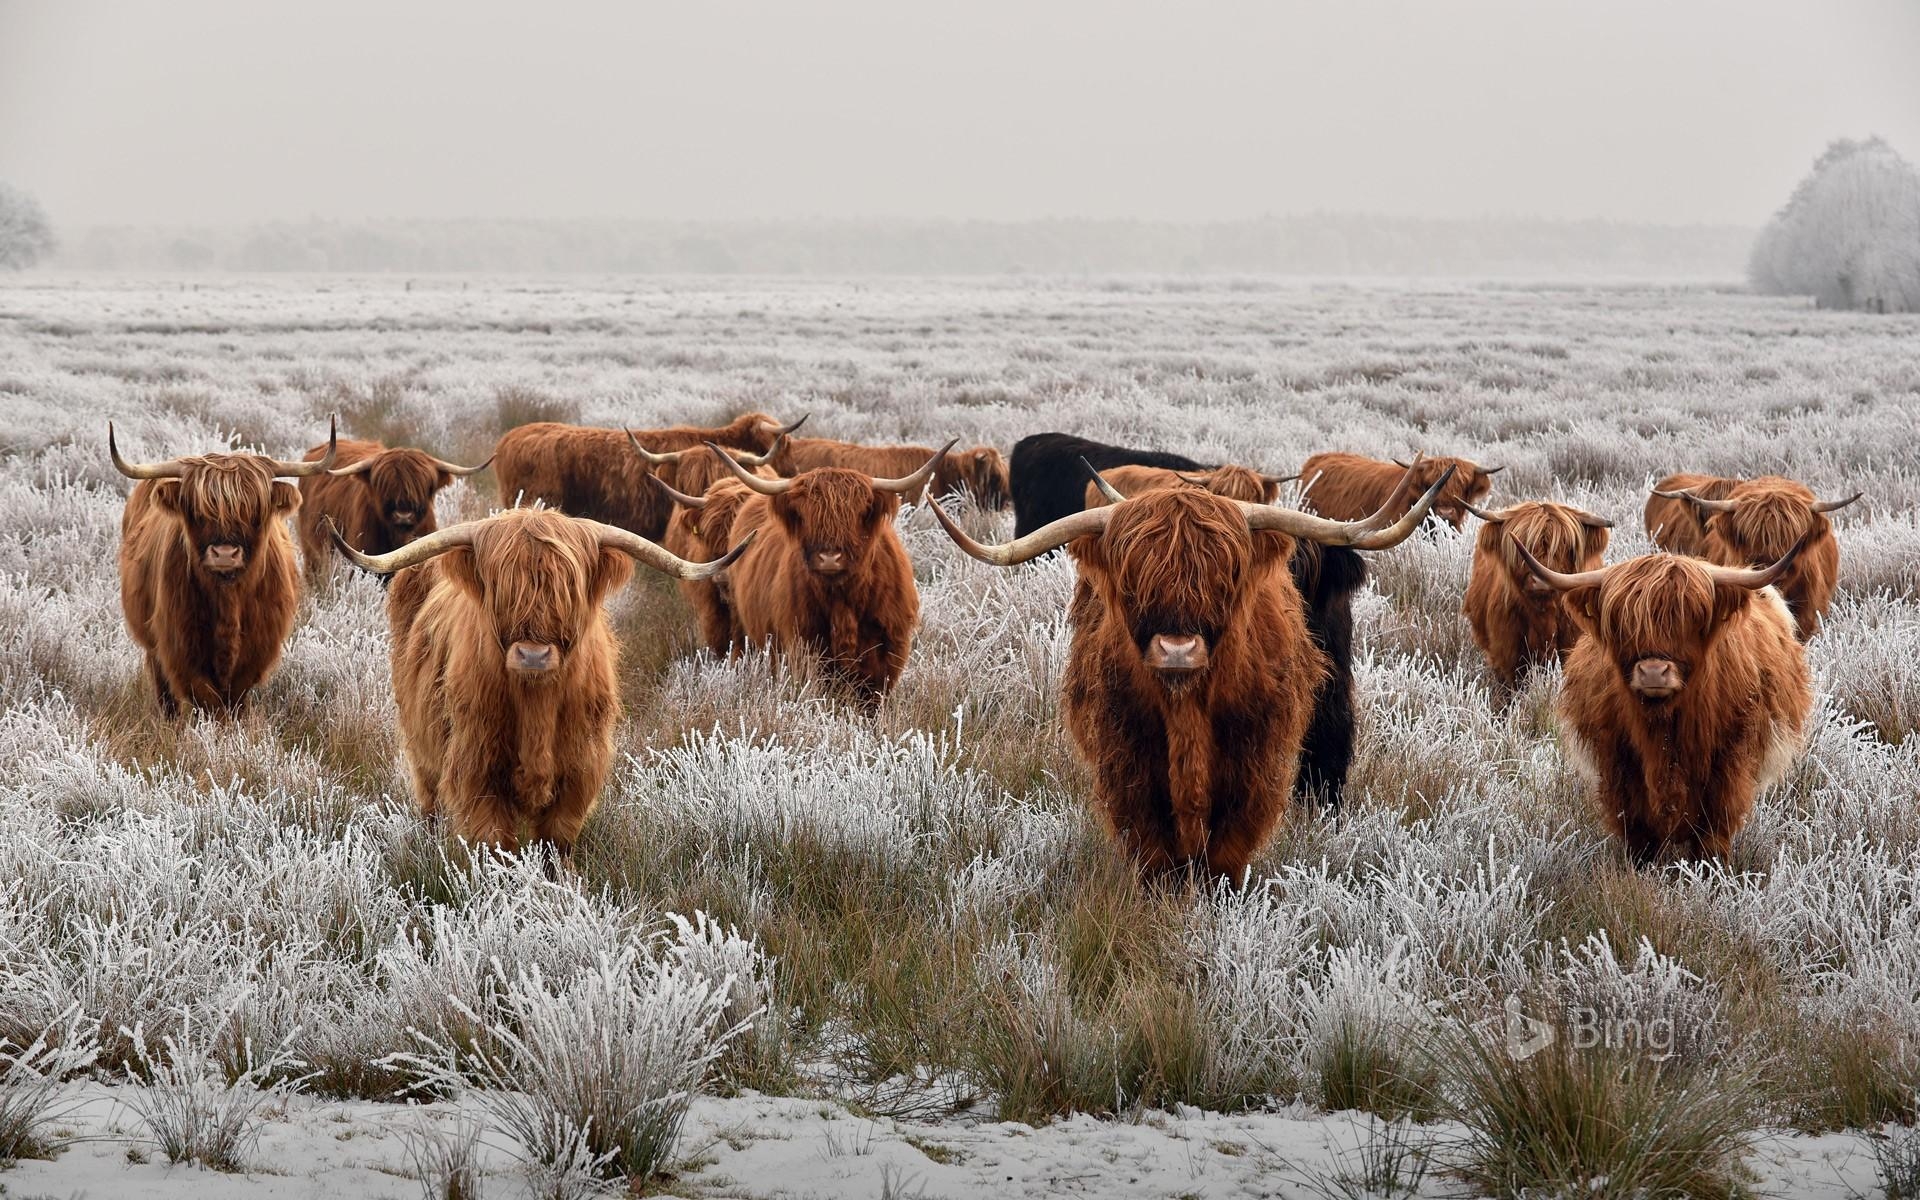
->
[105,406,1863,876]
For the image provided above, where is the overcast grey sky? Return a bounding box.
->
[3,0,1916,228]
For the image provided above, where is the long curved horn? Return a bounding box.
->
[930,496,1113,567]
[1509,534,1609,592]
[267,416,338,477]
[108,422,187,479]
[729,432,790,468]
[1243,465,1457,549]
[1575,509,1614,529]
[430,451,493,477]
[873,439,957,495]
[761,412,810,437]
[1704,533,1810,590]
[327,456,377,477]
[647,472,709,510]
[1175,472,1212,487]
[1084,458,1128,504]
[1463,500,1507,523]
[1392,458,1412,470]
[590,521,755,580]
[626,429,687,466]
[1476,464,1506,477]
[707,442,792,494]
[1812,492,1863,515]
[1262,472,1301,486]
[326,515,476,574]
[1652,487,1736,514]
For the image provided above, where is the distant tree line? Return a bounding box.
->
[1750,137,1920,313]
[52,214,1751,277]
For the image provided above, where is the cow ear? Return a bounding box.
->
[441,546,482,601]
[591,546,636,604]
[867,490,899,525]
[1710,582,1753,629]
[435,469,454,490]
[1250,528,1296,571]
[1560,582,1603,635]
[150,479,184,516]
[271,480,301,514]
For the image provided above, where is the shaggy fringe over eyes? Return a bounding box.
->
[1597,556,1720,657]
[780,469,892,545]
[1104,491,1255,630]
[1719,479,1818,562]
[1197,465,1275,505]
[364,449,443,513]
[1492,502,1607,576]
[473,510,608,640]
[173,456,280,540]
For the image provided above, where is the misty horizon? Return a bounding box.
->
[4,0,1917,231]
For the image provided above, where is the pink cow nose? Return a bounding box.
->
[203,544,245,572]
[509,641,558,673]
[812,550,847,575]
[1146,634,1209,673]
[1630,658,1683,699]
[391,508,419,526]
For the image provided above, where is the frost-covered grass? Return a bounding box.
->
[2,275,1919,1192]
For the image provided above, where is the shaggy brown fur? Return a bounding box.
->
[1083,463,1280,510]
[1643,473,1739,556]
[493,412,787,540]
[1299,452,1493,529]
[786,437,1010,508]
[727,468,921,705]
[1463,502,1611,698]
[1695,477,1844,640]
[661,476,767,654]
[297,439,454,575]
[118,455,302,715]
[1554,554,1812,862]
[1062,489,1327,879]
[383,508,638,852]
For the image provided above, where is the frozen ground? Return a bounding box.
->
[0,1084,1885,1199]
[2,275,1917,1197]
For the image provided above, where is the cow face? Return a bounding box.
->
[946,446,1011,510]
[767,468,899,580]
[1076,489,1288,692]
[1559,556,1750,704]
[1183,464,1280,506]
[441,509,633,681]
[360,449,450,536]
[1493,503,1611,600]
[1700,479,1818,567]
[151,456,300,583]
[1394,456,1497,528]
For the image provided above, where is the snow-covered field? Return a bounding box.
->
[2,275,1918,1198]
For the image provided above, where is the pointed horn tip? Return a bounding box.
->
[323,517,383,574]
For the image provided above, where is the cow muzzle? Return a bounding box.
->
[1146,634,1209,674]
[508,641,559,674]
[388,508,421,530]
[202,544,246,574]
[810,550,848,576]
[1629,658,1684,700]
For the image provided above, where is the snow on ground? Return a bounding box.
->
[1,1085,1885,1199]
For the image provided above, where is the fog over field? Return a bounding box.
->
[2,275,1918,1196]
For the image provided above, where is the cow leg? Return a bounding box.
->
[146,655,180,719]
[1293,672,1354,813]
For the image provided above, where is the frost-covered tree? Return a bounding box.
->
[0,183,55,270]
[1750,138,1920,312]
